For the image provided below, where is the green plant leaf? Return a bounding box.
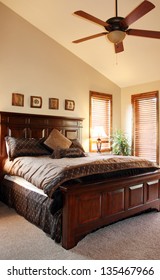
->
[111,130,131,156]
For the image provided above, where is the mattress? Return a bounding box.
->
[4,174,47,196]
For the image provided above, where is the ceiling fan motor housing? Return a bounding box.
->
[106,17,128,32]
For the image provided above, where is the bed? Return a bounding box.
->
[0,111,160,250]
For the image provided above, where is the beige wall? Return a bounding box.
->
[2,2,159,154]
[121,80,160,161]
[0,3,121,151]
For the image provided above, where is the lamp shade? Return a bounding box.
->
[107,30,126,44]
[92,126,107,139]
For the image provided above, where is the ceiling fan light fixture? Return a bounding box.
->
[107,30,126,44]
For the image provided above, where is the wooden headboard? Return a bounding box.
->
[0,111,83,173]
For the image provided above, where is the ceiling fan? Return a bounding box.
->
[72,0,160,53]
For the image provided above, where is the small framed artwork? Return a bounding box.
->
[65,99,75,111]
[12,93,24,107]
[49,98,59,110]
[30,96,42,108]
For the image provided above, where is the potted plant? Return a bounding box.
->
[111,130,131,156]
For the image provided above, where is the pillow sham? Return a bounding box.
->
[70,139,85,152]
[50,147,85,159]
[5,136,51,160]
[44,129,72,150]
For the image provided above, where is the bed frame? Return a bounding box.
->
[0,111,160,249]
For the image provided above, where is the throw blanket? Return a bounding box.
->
[3,154,159,198]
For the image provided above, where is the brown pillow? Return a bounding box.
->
[44,129,72,150]
[50,147,86,159]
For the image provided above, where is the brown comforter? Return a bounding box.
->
[3,154,159,198]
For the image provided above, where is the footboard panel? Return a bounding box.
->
[60,171,160,249]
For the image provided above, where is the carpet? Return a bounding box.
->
[0,201,160,260]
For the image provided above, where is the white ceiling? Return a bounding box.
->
[1,0,160,87]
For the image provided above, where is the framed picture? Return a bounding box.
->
[65,99,75,111]
[49,98,59,110]
[30,96,42,108]
[12,93,24,107]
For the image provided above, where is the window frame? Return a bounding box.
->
[89,91,112,152]
[131,91,159,164]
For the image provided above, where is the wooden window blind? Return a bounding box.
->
[89,91,112,152]
[131,91,159,163]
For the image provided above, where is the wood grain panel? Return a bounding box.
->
[77,193,102,224]
[146,180,159,202]
[104,188,125,215]
[129,184,143,208]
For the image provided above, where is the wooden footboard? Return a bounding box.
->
[60,170,160,249]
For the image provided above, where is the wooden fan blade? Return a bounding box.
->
[74,10,110,27]
[127,29,160,39]
[121,1,155,28]
[114,42,124,53]
[72,32,107,43]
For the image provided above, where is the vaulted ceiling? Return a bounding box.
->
[1,0,160,87]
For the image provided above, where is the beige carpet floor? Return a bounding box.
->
[0,201,160,260]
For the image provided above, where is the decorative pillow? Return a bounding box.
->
[50,147,86,159]
[44,129,72,150]
[70,139,85,152]
[5,136,51,160]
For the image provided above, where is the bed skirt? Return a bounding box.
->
[0,178,62,243]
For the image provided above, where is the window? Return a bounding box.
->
[131,91,159,163]
[89,91,112,152]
